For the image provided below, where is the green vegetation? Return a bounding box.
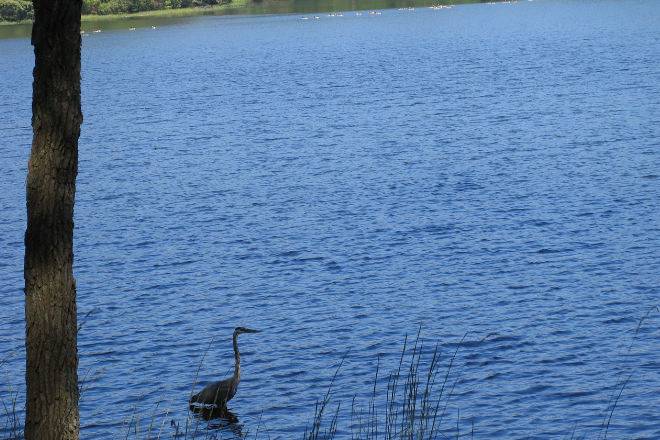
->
[0,0,234,23]
[79,0,249,22]
[81,0,230,16]
[0,0,33,23]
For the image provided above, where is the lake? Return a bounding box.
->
[1,0,659,438]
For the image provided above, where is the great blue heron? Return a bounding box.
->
[190,327,261,407]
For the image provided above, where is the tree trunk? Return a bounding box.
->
[25,0,83,439]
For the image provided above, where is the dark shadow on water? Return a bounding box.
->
[189,404,244,435]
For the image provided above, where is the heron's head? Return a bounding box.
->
[234,327,261,335]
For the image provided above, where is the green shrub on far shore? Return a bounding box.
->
[84,0,156,16]
[82,0,231,17]
[0,0,33,23]
[0,0,232,23]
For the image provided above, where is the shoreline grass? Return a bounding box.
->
[0,20,32,26]
[303,327,491,440]
[2,310,657,439]
[0,375,23,440]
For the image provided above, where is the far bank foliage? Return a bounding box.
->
[0,0,34,22]
[0,0,230,22]
[81,0,230,16]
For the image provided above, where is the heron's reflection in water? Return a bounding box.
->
[188,405,244,437]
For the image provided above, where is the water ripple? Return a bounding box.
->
[2,0,660,439]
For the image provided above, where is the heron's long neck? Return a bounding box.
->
[232,332,241,380]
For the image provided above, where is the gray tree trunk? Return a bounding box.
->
[25,0,83,438]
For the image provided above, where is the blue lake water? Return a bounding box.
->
[1,0,660,438]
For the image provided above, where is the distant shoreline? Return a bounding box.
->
[81,1,250,22]
[0,1,249,26]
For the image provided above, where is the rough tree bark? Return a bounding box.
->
[25,0,83,439]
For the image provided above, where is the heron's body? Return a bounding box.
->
[190,327,260,406]
[189,376,237,406]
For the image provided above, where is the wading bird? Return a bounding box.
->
[190,327,261,407]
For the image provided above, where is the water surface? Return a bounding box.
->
[1,0,659,438]
[0,0,482,40]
